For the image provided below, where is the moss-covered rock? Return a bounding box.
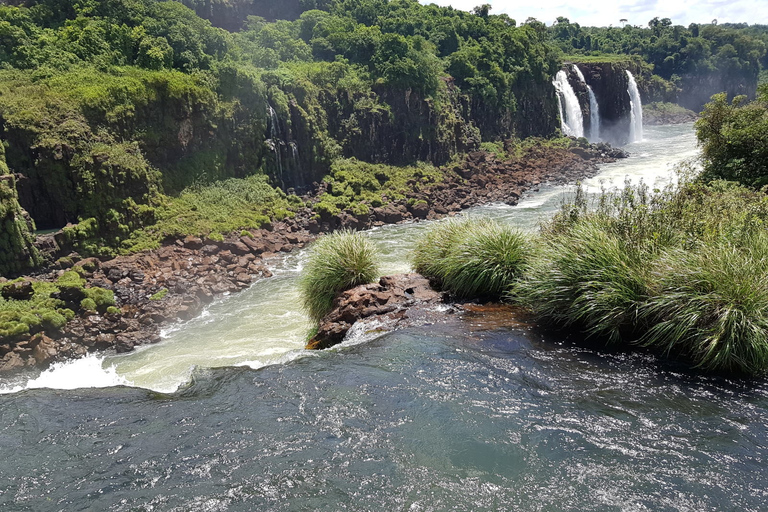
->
[0,141,41,277]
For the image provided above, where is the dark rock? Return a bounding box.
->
[1,280,34,301]
[307,274,442,350]
[183,236,204,250]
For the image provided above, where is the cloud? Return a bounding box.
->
[419,0,767,26]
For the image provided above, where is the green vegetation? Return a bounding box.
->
[299,230,379,322]
[123,174,302,252]
[643,101,697,123]
[696,85,768,187]
[0,142,41,275]
[513,178,768,375]
[0,272,115,338]
[412,217,531,299]
[149,288,169,301]
[314,159,442,217]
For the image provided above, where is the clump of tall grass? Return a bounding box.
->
[514,219,651,342]
[412,217,532,299]
[299,230,380,322]
[515,177,768,375]
[641,236,768,375]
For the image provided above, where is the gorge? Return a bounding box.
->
[0,2,767,509]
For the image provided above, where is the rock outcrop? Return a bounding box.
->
[307,274,444,350]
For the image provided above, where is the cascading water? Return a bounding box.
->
[266,103,285,188]
[552,70,584,138]
[626,70,644,143]
[572,65,601,142]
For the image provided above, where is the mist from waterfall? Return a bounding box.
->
[552,70,584,138]
[572,65,601,142]
[626,70,644,143]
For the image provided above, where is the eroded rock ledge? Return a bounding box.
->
[0,143,624,374]
[306,273,532,350]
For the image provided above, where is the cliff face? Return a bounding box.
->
[678,69,760,112]
[0,143,40,276]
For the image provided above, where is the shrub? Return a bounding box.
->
[412,217,531,299]
[84,287,116,309]
[514,219,651,342]
[80,298,98,311]
[150,288,169,301]
[41,311,67,330]
[299,230,380,322]
[641,236,768,375]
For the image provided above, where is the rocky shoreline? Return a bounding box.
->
[0,142,626,374]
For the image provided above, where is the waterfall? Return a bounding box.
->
[572,65,601,142]
[552,70,584,138]
[626,71,643,143]
[266,103,285,188]
[587,88,600,142]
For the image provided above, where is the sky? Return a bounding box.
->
[419,0,767,28]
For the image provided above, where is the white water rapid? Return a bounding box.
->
[626,70,644,142]
[572,65,601,142]
[552,70,584,138]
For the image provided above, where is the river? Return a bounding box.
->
[2,124,766,511]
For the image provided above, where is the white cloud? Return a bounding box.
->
[419,0,767,27]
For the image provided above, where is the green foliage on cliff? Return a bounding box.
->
[0,142,41,276]
[696,85,768,187]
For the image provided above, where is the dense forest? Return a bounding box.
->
[0,0,766,275]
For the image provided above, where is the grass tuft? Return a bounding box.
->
[412,217,532,299]
[299,230,380,322]
[641,236,768,375]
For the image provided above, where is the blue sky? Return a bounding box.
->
[419,0,766,27]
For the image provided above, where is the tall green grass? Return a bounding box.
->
[514,220,650,342]
[514,178,768,375]
[299,230,380,322]
[412,217,532,299]
[642,236,768,375]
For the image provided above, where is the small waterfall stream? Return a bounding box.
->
[266,103,285,187]
[572,65,601,142]
[626,71,644,142]
[552,70,584,138]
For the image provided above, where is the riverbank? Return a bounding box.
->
[0,141,625,374]
[643,102,699,125]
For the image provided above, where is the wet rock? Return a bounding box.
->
[308,274,443,350]
[0,352,25,373]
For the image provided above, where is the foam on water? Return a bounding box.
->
[0,353,130,394]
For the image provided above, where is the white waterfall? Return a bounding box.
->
[588,88,601,142]
[552,70,584,138]
[572,65,601,142]
[266,103,285,187]
[626,70,643,143]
